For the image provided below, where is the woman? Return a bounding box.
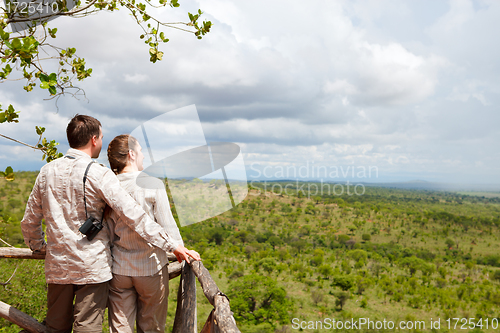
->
[106,134,200,333]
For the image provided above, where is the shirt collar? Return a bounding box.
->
[116,171,141,181]
[66,148,93,161]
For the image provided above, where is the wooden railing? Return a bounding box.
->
[0,248,240,333]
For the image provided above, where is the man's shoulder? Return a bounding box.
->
[87,161,114,178]
[39,156,66,173]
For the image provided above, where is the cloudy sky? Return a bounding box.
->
[1,0,499,186]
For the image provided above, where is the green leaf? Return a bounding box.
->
[36,126,45,135]
[48,28,57,38]
[0,28,9,41]
[48,72,57,82]
[11,38,22,50]
[0,104,20,123]
[48,85,57,95]
[1,166,15,181]
[23,84,34,92]
[156,51,163,61]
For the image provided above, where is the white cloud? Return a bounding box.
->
[448,80,491,105]
[431,0,475,33]
[324,80,358,95]
[124,74,149,84]
[323,41,448,107]
[1,0,500,184]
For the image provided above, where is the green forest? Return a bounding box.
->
[2,172,500,332]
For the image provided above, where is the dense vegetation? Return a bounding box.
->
[2,174,500,332]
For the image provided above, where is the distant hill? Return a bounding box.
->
[251,179,500,192]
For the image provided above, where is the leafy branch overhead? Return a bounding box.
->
[1,0,211,99]
[0,124,63,178]
[0,0,212,180]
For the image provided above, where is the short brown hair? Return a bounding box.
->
[107,134,139,174]
[66,115,102,148]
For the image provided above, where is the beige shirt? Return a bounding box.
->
[109,172,183,276]
[21,149,178,284]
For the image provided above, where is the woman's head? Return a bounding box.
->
[107,134,144,174]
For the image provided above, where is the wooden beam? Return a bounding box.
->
[0,301,48,333]
[213,295,241,333]
[189,261,241,333]
[0,248,45,259]
[168,261,182,280]
[172,262,197,333]
[0,248,177,261]
[189,260,219,306]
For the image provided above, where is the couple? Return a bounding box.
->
[21,114,200,333]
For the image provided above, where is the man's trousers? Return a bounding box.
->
[46,282,109,333]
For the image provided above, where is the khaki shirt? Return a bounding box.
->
[109,172,182,276]
[21,149,178,284]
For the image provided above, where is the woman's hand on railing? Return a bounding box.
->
[173,245,201,263]
[185,249,201,262]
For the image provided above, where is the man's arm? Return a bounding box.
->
[154,183,201,263]
[154,187,184,247]
[20,174,46,252]
[96,168,179,253]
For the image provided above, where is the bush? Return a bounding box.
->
[318,264,333,278]
[337,234,350,245]
[478,255,500,267]
[331,276,354,291]
[491,270,500,281]
[333,291,350,310]
[228,274,294,326]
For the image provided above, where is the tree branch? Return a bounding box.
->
[0,133,43,150]
[119,0,195,34]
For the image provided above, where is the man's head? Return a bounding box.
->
[66,115,103,158]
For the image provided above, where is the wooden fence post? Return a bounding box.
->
[172,261,197,333]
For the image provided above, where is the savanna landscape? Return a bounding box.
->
[2,173,500,332]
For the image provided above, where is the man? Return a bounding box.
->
[21,114,199,333]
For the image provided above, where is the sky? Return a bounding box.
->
[1,0,500,186]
